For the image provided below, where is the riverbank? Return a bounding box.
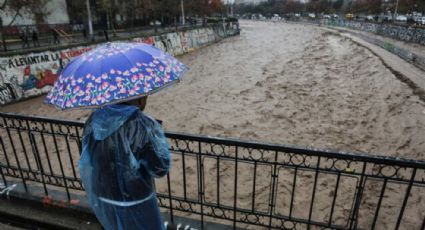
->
[1,20,424,229]
[0,23,239,105]
[3,20,424,159]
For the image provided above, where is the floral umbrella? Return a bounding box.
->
[45,42,187,109]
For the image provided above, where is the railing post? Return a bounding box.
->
[349,162,367,229]
[307,157,321,229]
[0,163,7,187]
[232,146,238,230]
[166,173,174,223]
[395,168,417,230]
[49,123,71,201]
[29,132,48,196]
[328,172,341,227]
[0,136,12,172]
[268,151,279,228]
[3,118,27,192]
[371,178,387,230]
[197,141,204,230]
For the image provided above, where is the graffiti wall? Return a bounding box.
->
[0,45,98,105]
[0,52,60,104]
[325,20,425,46]
[351,32,425,72]
[0,25,239,105]
[322,20,425,72]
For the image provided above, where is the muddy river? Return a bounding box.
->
[1,20,425,229]
[3,20,425,160]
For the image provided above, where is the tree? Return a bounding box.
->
[397,0,425,14]
[210,0,225,14]
[332,0,344,12]
[283,0,304,14]
[184,0,224,18]
[65,0,87,24]
[0,0,50,51]
[306,0,322,13]
[351,0,382,14]
[0,0,50,26]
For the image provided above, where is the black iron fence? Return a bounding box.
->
[0,20,240,53]
[0,112,424,229]
[0,24,198,53]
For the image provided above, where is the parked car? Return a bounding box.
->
[323,15,331,19]
[381,15,393,22]
[271,14,281,21]
[345,13,354,20]
[355,14,366,21]
[419,17,425,25]
[149,20,161,26]
[366,15,374,21]
[412,12,423,23]
[396,15,407,22]
[308,13,316,19]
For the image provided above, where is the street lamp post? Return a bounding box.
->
[181,0,185,26]
[0,17,6,52]
[394,0,400,22]
[86,0,94,41]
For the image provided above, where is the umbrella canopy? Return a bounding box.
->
[45,42,187,109]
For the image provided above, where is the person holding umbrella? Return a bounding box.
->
[45,42,187,230]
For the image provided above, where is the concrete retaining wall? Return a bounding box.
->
[352,32,425,71]
[324,21,425,72]
[0,24,239,105]
[325,20,425,46]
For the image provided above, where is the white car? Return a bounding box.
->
[420,17,425,25]
[396,15,407,22]
[271,14,281,21]
[150,20,161,26]
[308,13,316,19]
[366,15,374,21]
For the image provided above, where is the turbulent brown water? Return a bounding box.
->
[4,20,424,159]
[1,20,425,229]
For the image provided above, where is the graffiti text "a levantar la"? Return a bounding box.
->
[8,53,60,68]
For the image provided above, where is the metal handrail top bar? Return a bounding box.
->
[1,112,424,169]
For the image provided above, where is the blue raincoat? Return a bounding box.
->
[79,105,170,230]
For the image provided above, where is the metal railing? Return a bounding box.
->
[0,21,240,54]
[0,112,424,229]
[0,24,192,53]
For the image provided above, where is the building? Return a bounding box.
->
[0,0,69,26]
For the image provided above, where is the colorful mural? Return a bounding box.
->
[133,37,155,45]
[0,25,240,105]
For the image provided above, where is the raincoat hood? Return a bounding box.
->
[90,105,139,140]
